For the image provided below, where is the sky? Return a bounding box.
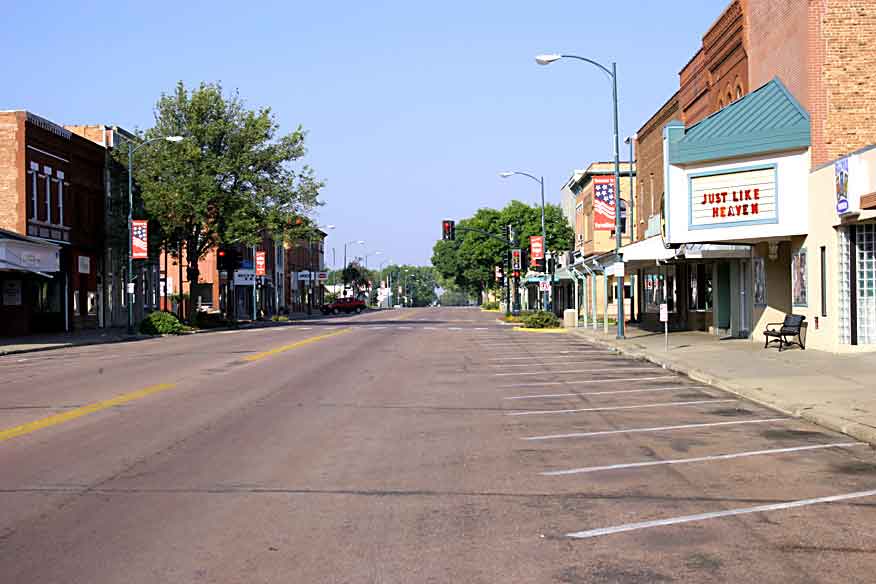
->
[1,0,727,267]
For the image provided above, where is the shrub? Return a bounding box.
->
[271,315,289,322]
[482,301,500,310]
[139,311,185,335]
[521,310,560,329]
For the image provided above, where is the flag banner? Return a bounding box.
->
[593,176,616,230]
[132,220,148,259]
[255,251,267,276]
[530,235,544,265]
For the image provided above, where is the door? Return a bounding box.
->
[717,262,731,330]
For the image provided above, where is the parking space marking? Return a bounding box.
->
[565,488,876,539]
[493,361,630,368]
[495,367,656,377]
[524,418,789,441]
[504,387,696,400]
[507,399,736,416]
[501,376,676,387]
[448,327,462,330]
[543,442,865,476]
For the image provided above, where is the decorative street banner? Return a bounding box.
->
[689,166,777,228]
[255,251,266,276]
[593,176,616,230]
[132,220,148,259]
[529,235,544,266]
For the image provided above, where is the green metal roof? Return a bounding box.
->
[669,78,810,165]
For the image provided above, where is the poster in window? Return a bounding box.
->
[753,257,766,306]
[2,280,22,306]
[792,250,807,306]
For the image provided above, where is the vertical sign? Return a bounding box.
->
[529,236,544,266]
[255,251,267,276]
[593,176,616,230]
[835,157,850,214]
[132,220,148,259]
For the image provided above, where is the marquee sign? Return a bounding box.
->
[689,165,777,229]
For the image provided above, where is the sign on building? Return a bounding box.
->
[836,157,850,215]
[317,271,329,282]
[689,166,777,229]
[78,255,91,274]
[3,280,22,306]
[132,220,148,259]
[297,271,312,281]
[255,251,266,276]
[234,269,255,286]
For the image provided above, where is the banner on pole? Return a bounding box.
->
[132,220,148,259]
[255,251,266,276]
[530,236,544,265]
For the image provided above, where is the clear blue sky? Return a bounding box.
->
[2,0,725,267]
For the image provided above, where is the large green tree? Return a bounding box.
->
[431,201,573,299]
[122,81,323,320]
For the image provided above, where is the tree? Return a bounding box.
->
[431,201,573,300]
[122,81,323,321]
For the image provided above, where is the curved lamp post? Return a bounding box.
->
[499,170,547,312]
[126,135,183,334]
[536,52,624,339]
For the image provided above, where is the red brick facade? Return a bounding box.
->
[633,92,679,241]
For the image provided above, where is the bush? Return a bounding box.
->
[482,301,500,310]
[271,315,289,322]
[521,311,560,329]
[139,311,185,335]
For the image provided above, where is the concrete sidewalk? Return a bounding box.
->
[570,324,876,446]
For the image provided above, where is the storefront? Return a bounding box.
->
[0,229,62,336]
[799,145,876,351]
[663,79,811,340]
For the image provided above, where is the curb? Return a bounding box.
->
[513,327,568,334]
[569,328,876,447]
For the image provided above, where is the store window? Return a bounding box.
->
[688,263,712,311]
[643,265,676,313]
[857,223,876,344]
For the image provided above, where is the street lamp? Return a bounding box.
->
[536,52,624,339]
[342,239,365,295]
[624,134,636,244]
[125,134,183,334]
[500,170,546,313]
[364,250,382,270]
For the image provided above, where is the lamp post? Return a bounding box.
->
[364,250,382,270]
[536,52,624,339]
[343,239,365,296]
[378,258,391,308]
[125,135,183,334]
[500,171,546,312]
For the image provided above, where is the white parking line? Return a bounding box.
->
[507,399,735,416]
[424,326,437,330]
[504,387,701,400]
[524,418,789,441]
[448,327,462,330]
[543,442,865,476]
[501,376,676,387]
[495,367,655,377]
[565,488,876,539]
[397,326,412,330]
[493,361,627,368]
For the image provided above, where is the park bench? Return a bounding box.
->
[763,314,806,351]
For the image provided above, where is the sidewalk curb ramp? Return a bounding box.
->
[570,329,876,448]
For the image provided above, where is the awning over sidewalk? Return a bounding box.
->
[682,243,751,259]
[620,236,678,263]
[619,236,751,265]
[0,229,60,275]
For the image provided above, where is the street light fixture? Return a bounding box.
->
[500,170,546,313]
[535,52,625,339]
[342,239,365,295]
[125,134,184,334]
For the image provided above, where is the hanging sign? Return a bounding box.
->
[255,251,267,276]
[836,157,850,214]
[529,236,544,264]
[689,166,777,228]
[132,220,148,259]
[593,176,616,231]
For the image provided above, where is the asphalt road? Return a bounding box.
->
[2,307,876,583]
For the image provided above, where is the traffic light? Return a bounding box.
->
[442,220,456,241]
[512,270,520,279]
[510,249,522,271]
[217,248,230,271]
[532,257,546,272]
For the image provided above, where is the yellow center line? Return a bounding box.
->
[0,383,177,443]
[243,327,353,361]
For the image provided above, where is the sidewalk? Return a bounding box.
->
[570,324,876,446]
[0,311,336,357]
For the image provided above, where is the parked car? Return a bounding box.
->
[321,297,366,315]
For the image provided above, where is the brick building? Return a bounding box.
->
[0,111,105,336]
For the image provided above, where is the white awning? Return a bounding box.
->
[620,236,678,263]
[0,259,53,277]
[682,244,751,259]
[0,233,60,274]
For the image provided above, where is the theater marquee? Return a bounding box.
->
[688,165,778,229]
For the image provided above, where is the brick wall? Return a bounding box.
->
[634,93,679,241]
[809,0,876,167]
[743,0,808,107]
[0,112,25,234]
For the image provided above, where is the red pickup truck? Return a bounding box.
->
[321,297,366,315]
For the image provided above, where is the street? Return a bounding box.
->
[2,307,876,583]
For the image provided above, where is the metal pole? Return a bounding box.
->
[252,245,257,320]
[540,176,548,312]
[612,61,625,339]
[127,147,134,334]
[629,137,635,243]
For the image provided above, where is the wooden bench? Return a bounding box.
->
[763,314,806,351]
